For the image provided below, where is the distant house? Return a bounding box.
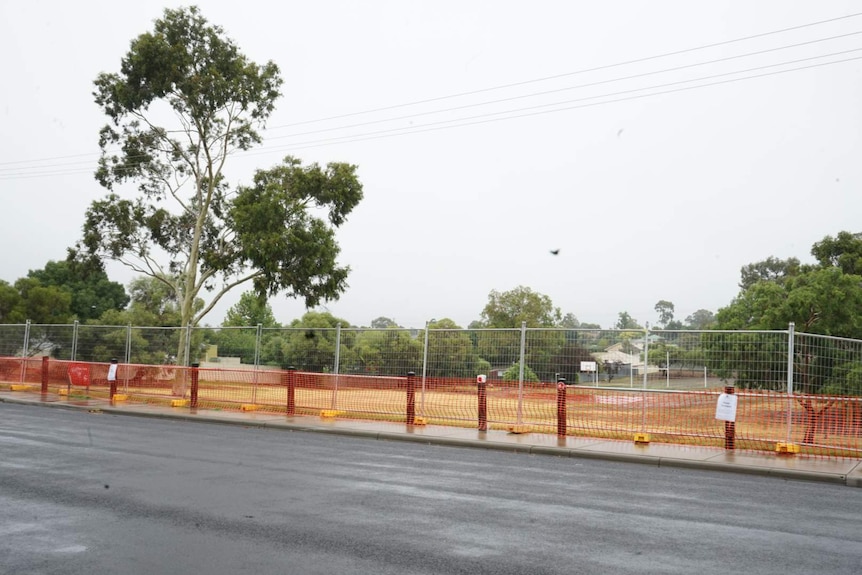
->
[591,334,664,377]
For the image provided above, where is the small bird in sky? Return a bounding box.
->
[617,128,624,138]
[550,249,560,255]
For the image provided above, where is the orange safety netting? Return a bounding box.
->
[3,356,861,458]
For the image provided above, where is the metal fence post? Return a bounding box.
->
[124,324,132,392]
[332,325,341,410]
[20,320,31,384]
[421,321,430,418]
[71,320,79,361]
[786,322,795,444]
[517,321,526,426]
[252,323,262,405]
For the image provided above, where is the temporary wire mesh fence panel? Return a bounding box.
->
[199,326,262,367]
[0,324,27,357]
[2,324,862,457]
[341,328,423,376]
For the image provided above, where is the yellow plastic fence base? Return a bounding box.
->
[775,442,800,454]
[112,394,129,402]
[10,384,33,391]
[411,416,428,426]
[320,409,343,418]
[241,404,260,412]
[633,433,651,444]
[507,424,532,434]
[171,399,190,407]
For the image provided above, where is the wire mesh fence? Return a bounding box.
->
[2,322,862,457]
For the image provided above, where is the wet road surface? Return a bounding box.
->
[1,402,861,574]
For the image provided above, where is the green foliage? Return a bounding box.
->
[475,286,565,376]
[654,300,674,328]
[475,329,521,369]
[615,311,641,330]
[230,157,362,306]
[269,312,355,372]
[684,309,715,330]
[549,340,593,384]
[738,256,803,290]
[0,280,25,324]
[711,232,862,395]
[14,278,73,324]
[208,327,259,365]
[371,316,400,329]
[479,286,562,328]
[717,267,862,337]
[223,292,279,328]
[28,260,128,321]
[77,6,363,366]
[501,362,540,383]
[810,231,862,275]
[424,318,484,378]
[351,328,421,376]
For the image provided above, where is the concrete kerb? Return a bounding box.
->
[2,393,860,487]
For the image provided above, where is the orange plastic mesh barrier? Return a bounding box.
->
[3,357,861,458]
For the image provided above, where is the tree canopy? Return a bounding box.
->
[77,6,363,364]
[719,232,862,338]
[614,311,641,330]
[478,286,562,328]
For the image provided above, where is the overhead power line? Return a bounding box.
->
[263,31,862,142]
[238,52,862,155]
[2,11,861,179]
[264,11,862,130]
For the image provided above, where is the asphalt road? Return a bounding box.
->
[1,403,861,575]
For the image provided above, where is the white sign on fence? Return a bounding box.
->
[714,393,738,422]
[580,361,597,372]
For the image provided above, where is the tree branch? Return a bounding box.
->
[193,270,263,324]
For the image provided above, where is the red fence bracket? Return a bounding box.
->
[41,356,49,396]
[283,367,296,416]
[557,378,567,437]
[477,374,488,432]
[406,371,416,425]
[190,363,200,409]
[724,386,736,450]
[108,358,118,401]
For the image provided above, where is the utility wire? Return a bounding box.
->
[2,13,861,177]
[236,52,862,154]
[263,31,862,142]
[4,50,857,180]
[263,11,862,130]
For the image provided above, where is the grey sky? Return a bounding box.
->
[2,1,861,329]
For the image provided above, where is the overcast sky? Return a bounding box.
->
[2,1,861,329]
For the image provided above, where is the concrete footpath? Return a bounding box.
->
[3,391,862,488]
